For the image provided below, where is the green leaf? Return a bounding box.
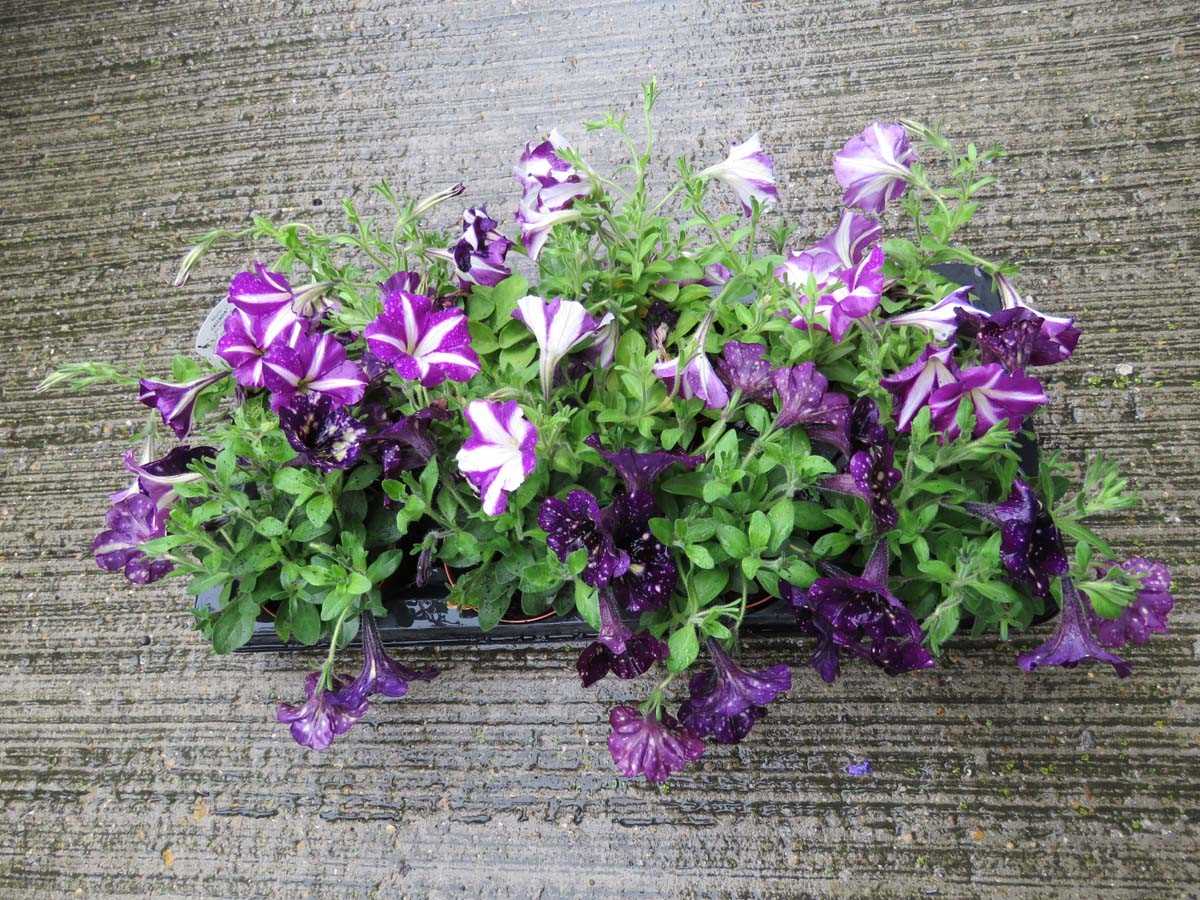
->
[274,467,317,497]
[648,517,674,546]
[766,499,795,553]
[748,511,771,553]
[667,625,699,672]
[812,532,853,559]
[566,546,590,576]
[701,480,731,503]
[212,600,257,654]
[574,582,600,630]
[793,501,831,530]
[255,517,287,538]
[366,549,403,583]
[692,568,729,605]
[289,599,321,645]
[345,461,381,492]
[321,589,354,622]
[418,458,439,503]
[685,544,715,569]
[290,519,331,543]
[716,525,750,559]
[345,572,372,595]
[306,493,334,527]
[740,556,761,579]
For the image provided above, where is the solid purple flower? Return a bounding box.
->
[832,122,915,214]
[449,206,512,287]
[715,341,776,402]
[539,490,630,587]
[365,406,449,477]
[336,614,439,707]
[845,760,873,777]
[887,286,977,342]
[880,344,960,432]
[228,263,294,317]
[771,363,851,451]
[607,706,705,783]
[454,400,538,516]
[262,330,367,410]
[138,371,229,438]
[216,306,305,388]
[698,133,778,215]
[1017,577,1131,678]
[783,543,935,682]
[955,305,1079,370]
[928,364,1048,440]
[790,245,885,343]
[277,394,367,472]
[1089,558,1174,648]
[92,493,172,584]
[363,289,479,388]
[677,640,790,744]
[963,478,1067,600]
[775,209,881,291]
[276,671,369,751]
[577,592,669,687]
[583,433,703,498]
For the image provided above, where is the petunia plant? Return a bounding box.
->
[44,82,1176,782]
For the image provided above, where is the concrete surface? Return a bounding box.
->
[1,1,1197,896]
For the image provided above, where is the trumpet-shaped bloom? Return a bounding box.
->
[117,444,214,510]
[604,491,678,613]
[963,478,1067,599]
[833,122,915,213]
[995,273,1081,349]
[699,133,778,214]
[881,344,960,431]
[513,295,606,399]
[715,341,776,402]
[216,306,304,388]
[677,640,790,744]
[92,493,172,584]
[277,671,369,751]
[455,400,538,516]
[514,203,582,260]
[263,330,367,410]
[822,443,902,532]
[450,207,512,287]
[138,371,229,438]
[365,406,450,477]
[1089,558,1174,648]
[583,433,704,498]
[539,489,630,587]
[576,592,668,687]
[364,289,479,388]
[790,245,885,343]
[887,286,976,342]
[228,263,294,317]
[1017,577,1131,678]
[929,364,1048,440]
[277,394,367,472]
[335,614,439,707]
[955,305,1079,370]
[772,363,851,452]
[514,129,591,212]
[775,209,881,290]
[607,706,705,783]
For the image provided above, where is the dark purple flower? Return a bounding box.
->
[584,433,703,498]
[276,671,369,751]
[216,306,305,388]
[881,344,960,432]
[954,306,1079,371]
[138,371,229,438]
[822,443,902,532]
[1089,558,1174,648]
[607,706,705,783]
[963,478,1067,599]
[848,396,889,452]
[782,543,935,682]
[449,206,512,287]
[604,490,678,614]
[832,122,915,214]
[772,363,851,449]
[716,341,776,402]
[678,640,790,744]
[366,406,449,477]
[577,592,669,687]
[262,330,367,410]
[116,444,214,510]
[336,614,439,707]
[363,288,479,388]
[277,394,367,472]
[1017,577,1131,678]
[645,300,678,351]
[928,364,1048,441]
[995,274,1082,361]
[539,490,630,587]
[92,493,173,584]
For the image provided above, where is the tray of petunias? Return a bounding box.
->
[45,83,1175,783]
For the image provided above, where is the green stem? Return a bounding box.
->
[319,607,355,691]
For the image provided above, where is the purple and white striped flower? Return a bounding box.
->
[513,295,608,401]
[652,314,729,410]
[262,330,367,410]
[92,493,173,585]
[449,207,512,287]
[455,400,538,516]
[699,133,779,215]
[928,364,1048,440]
[515,203,582,261]
[364,289,480,388]
[775,210,882,291]
[887,286,976,342]
[790,245,885,343]
[228,263,294,317]
[514,129,591,212]
[880,344,960,432]
[138,371,229,438]
[117,444,214,510]
[832,122,916,214]
[216,306,304,388]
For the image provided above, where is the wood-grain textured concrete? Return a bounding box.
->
[0,1,1197,896]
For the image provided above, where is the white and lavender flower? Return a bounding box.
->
[262,330,367,410]
[887,286,976,341]
[790,245,885,343]
[514,203,583,261]
[832,122,916,214]
[138,370,229,438]
[699,133,779,215]
[514,129,591,212]
[363,289,479,388]
[454,400,538,517]
[775,209,881,290]
[117,444,214,510]
[513,295,607,401]
[928,363,1048,440]
[92,493,172,585]
[880,344,960,431]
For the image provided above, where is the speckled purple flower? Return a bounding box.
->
[539,489,630,587]
[365,406,449,477]
[715,341,776,402]
[833,122,915,214]
[92,493,173,584]
[954,305,1080,371]
[336,614,439,707]
[1088,558,1174,648]
[607,706,705,783]
[576,591,669,687]
[277,394,367,472]
[678,640,790,744]
[1017,577,1131,678]
[604,490,678,614]
[583,433,703,498]
[963,478,1067,600]
[771,363,851,451]
[782,543,935,682]
[277,671,369,751]
[822,442,902,532]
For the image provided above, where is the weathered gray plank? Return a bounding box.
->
[0,0,1196,896]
